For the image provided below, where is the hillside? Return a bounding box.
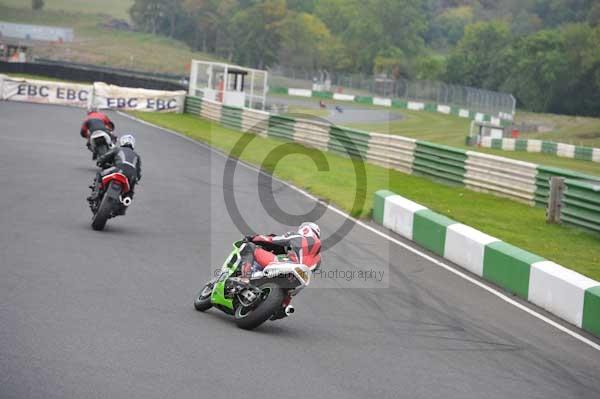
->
[0,3,219,74]
[1,0,133,20]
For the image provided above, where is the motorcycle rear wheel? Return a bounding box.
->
[91,194,112,231]
[234,282,284,330]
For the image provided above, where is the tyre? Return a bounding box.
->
[234,282,284,330]
[91,193,113,231]
[194,284,213,311]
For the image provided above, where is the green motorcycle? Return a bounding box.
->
[194,240,312,330]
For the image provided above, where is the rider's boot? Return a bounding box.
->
[239,262,252,284]
[87,175,101,203]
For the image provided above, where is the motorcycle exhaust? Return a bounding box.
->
[120,196,132,207]
[284,305,295,316]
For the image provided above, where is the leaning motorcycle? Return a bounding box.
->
[89,169,133,231]
[89,130,115,160]
[194,240,312,330]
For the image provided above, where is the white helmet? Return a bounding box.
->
[298,222,320,238]
[119,134,135,149]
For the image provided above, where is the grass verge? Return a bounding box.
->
[0,4,221,74]
[130,111,600,281]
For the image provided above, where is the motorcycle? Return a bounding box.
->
[89,169,133,231]
[89,130,115,160]
[194,240,312,330]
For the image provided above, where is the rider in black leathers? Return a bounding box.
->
[87,134,142,203]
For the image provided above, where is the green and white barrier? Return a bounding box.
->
[183,95,600,219]
[373,190,600,337]
[561,179,600,233]
[272,86,512,126]
[480,137,600,164]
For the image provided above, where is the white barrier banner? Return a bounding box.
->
[288,88,312,97]
[373,97,392,107]
[1,77,92,107]
[92,82,185,113]
[333,93,355,101]
[437,105,451,114]
[408,101,425,111]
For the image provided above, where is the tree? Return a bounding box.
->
[316,0,428,75]
[428,6,474,48]
[415,55,446,80]
[278,12,334,70]
[505,30,569,111]
[32,0,44,10]
[130,0,166,35]
[230,0,287,68]
[183,0,238,56]
[446,21,512,88]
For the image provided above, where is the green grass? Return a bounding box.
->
[515,111,600,148]
[284,107,330,119]
[350,108,471,147]
[130,111,600,281]
[0,4,221,74]
[0,0,133,21]
[346,104,600,176]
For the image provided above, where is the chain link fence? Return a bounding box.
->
[269,66,515,117]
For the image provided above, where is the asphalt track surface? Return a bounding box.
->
[1,101,600,399]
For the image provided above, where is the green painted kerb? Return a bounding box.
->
[482,242,544,299]
[373,190,396,225]
[582,286,600,336]
[412,210,456,256]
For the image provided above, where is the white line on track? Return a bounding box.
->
[119,111,600,351]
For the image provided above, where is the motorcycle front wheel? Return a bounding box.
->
[193,284,213,312]
[234,282,284,330]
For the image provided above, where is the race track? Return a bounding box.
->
[267,95,402,124]
[1,101,599,399]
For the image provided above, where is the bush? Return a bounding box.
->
[32,0,44,11]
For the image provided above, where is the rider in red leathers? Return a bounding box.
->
[80,108,117,153]
[240,222,321,278]
[238,222,321,318]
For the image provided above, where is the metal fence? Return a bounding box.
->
[269,66,516,117]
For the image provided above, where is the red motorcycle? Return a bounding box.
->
[89,170,133,231]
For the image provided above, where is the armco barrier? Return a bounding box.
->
[413,142,466,185]
[372,190,600,337]
[268,114,296,141]
[328,126,370,158]
[479,136,600,164]
[561,180,600,233]
[366,133,416,174]
[199,98,222,122]
[293,119,330,151]
[465,151,537,204]
[220,105,243,131]
[184,95,202,115]
[241,108,269,135]
[535,166,600,207]
[182,95,600,232]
